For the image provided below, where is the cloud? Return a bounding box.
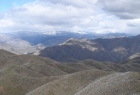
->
[0,0,101,33]
[127,19,140,27]
[98,0,140,19]
[39,0,98,8]
[0,0,139,35]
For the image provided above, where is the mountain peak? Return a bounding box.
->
[59,38,93,46]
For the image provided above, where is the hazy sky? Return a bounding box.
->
[0,0,140,34]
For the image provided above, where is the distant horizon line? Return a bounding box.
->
[0,30,137,36]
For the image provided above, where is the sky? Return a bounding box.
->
[0,0,140,35]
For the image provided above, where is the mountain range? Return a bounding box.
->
[0,31,139,62]
[39,34,140,62]
[0,31,130,55]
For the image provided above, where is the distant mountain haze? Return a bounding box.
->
[12,31,130,46]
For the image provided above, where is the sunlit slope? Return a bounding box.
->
[26,69,111,95]
[75,72,140,95]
